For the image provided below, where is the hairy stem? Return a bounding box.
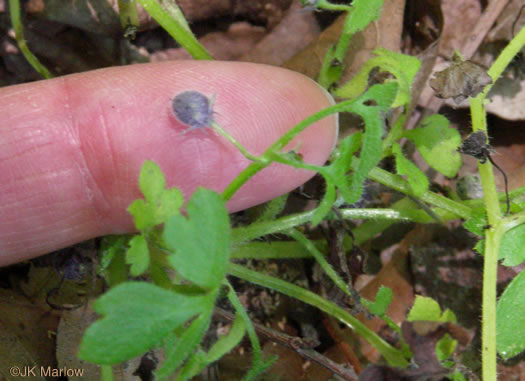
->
[470,25,525,381]
[228,263,409,367]
[8,0,53,78]
[135,0,212,60]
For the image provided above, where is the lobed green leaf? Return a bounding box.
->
[335,48,421,107]
[347,0,384,35]
[345,82,398,204]
[128,161,184,230]
[407,295,456,323]
[125,235,150,276]
[436,334,457,362]
[78,282,211,364]
[164,188,230,289]
[392,143,429,197]
[311,132,362,225]
[139,160,166,203]
[362,286,393,316]
[404,115,462,178]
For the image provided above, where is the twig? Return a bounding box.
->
[214,307,358,381]
[462,0,511,59]
[323,317,364,374]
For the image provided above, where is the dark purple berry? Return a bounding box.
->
[171,91,214,131]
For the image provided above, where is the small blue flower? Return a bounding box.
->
[171,90,215,133]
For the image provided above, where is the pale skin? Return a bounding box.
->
[0,61,338,266]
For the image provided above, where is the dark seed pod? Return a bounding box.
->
[171,90,214,132]
[458,131,510,214]
[458,131,490,163]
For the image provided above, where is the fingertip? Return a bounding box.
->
[0,61,339,264]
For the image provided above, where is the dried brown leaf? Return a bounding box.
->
[430,53,492,104]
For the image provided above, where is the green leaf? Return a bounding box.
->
[126,235,150,276]
[157,187,184,221]
[450,371,467,381]
[345,82,398,204]
[436,333,457,362]
[311,183,336,226]
[128,199,153,231]
[78,282,210,364]
[226,282,276,380]
[499,224,525,266]
[128,161,184,230]
[288,228,351,299]
[462,208,487,236]
[392,143,429,197]
[497,268,525,359]
[312,132,362,225]
[407,295,456,323]
[164,312,247,381]
[317,45,342,88]
[100,236,129,287]
[361,286,393,316]
[335,48,421,107]
[207,313,246,363]
[407,296,440,321]
[164,188,230,289]
[99,235,128,273]
[140,160,166,203]
[404,115,462,178]
[440,309,457,324]
[347,0,384,35]
[473,239,485,255]
[325,132,362,201]
[155,311,212,381]
[256,193,289,222]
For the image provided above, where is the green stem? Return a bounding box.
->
[366,164,472,219]
[480,222,502,381]
[231,241,325,260]
[101,365,115,381]
[286,228,352,297]
[228,263,409,367]
[211,122,266,163]
[232,207,434,244]
[469,25,525,381]
[315,0,352,12]
[225,281,267,373]
[8,0,53,79]
[222,97,368,201]
[230,197,465,260]
[135,0,212,60]
[333,8,356,63]
[313,1,356,88]
[312,0,357,63]
[117,0,140,28]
